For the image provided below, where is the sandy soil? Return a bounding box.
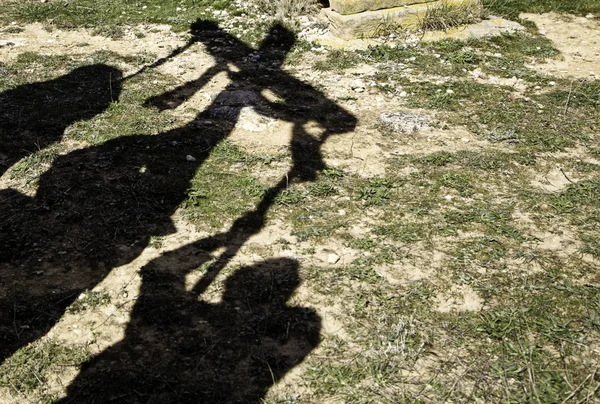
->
[522,13,600,79]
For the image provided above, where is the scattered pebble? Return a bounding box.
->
[327,253,340,264]
[186,155,196,162]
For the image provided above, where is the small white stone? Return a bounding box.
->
[399,91,408,97]
[462,138,470,143]
[338,209,346,216]
[446,89,454,94]
[186,155,196,162]
[352,78,365,88]
[327,253,340,264]
[549,81,556,86]
[444,195,453,201]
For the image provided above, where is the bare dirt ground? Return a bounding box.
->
[522,12,600,79]
[1,13,600,402]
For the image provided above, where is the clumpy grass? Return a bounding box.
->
[251,0,321,26]
[420,0,488,31]
[0,0,239,32]
[67,290,112,314]
[313,49,361,72]
[0,340,90,394]
[482,0,600,19]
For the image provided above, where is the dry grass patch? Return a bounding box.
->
[421,0,488,31]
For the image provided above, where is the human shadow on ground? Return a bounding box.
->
[1,20,356,402]
[0,64,122,177]
[0,64,122,361]
[60,257,320,403]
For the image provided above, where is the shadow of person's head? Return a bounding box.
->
[0,63,122,173]
[189,18,295,67]
[221,258,300,307]
[2,63,122,132]
[61,63,123,116]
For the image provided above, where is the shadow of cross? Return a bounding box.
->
[52,20,357,404]
[142,19,359,292]
[1,20,356,402]
[147,19,356,182]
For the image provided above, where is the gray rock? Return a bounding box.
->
[379,111,429,134]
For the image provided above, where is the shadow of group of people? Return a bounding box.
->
[1,20,356,402]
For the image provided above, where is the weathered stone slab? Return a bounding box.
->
[330,0,435,15]
[309,15,524,49]
[324,0,479,39]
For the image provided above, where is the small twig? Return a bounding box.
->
[561,371,593,403]
[564,375,576,390]
[55,292,79,305]
[194,342,218,370]
[575,380,600,404]
[109,72,113,102]
[91,298,136,331]
[441,364,474,402]
[265,360,276,385]
[528,363,541,404]
[13,301,21,339]
[349,131,357,158]
[563,79,574,119]
[559,167,575,184]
